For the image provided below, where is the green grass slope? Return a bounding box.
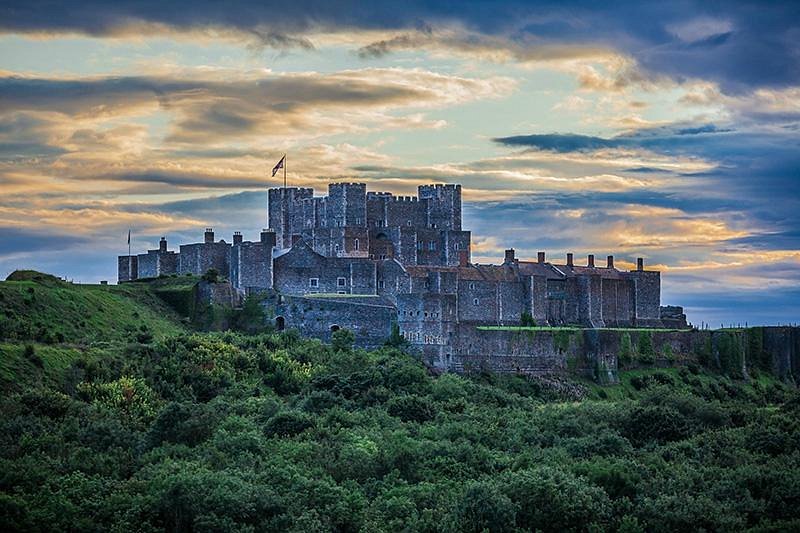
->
[0,271,191,392]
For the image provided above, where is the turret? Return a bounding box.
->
[233,231,243,245]
[588,254,595,268]
[204,228,214,244]
[159,237,167,252]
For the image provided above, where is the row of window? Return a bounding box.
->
[417,241,437,251]
[402,310,440,318]
[309,277,349,288]
[401,331,444,345]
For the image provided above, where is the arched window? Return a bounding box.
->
[354,238,359,251]
[276,316,285,331]
[330,324,340,332]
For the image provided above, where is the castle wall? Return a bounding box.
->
[137,250,179,279]
[376,260,411,302]
[273,295,395,348]
[457,279,499,323]
[625,270,662,326]
[268,187,313,248]
[326,183,366,228]
[397,292,458,368]
[231,241,272,292]
[418,184,461,230]
[117,255,138,282]
[272,242,376,295]
[179,242,231,277]
[441,230,471,266]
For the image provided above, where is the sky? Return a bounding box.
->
[0,1,798,327]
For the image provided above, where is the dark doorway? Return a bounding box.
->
[276,316,285,331]
[330,324,340,332]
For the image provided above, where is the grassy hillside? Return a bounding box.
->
[0,271,191,391]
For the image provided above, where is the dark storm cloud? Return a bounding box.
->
[1,1,799,92]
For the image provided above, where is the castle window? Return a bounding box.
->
[428,241,436,251]
[431,223,438,229]
[337,291,346,294]
[417,241,424,251]
[378,280,386,289]
[309,278,319,288]
[354,238,359,251]
[473,298,479,305]
[469,282,475,290]
[334,244,340,253]
[337,277,347,287]
[355,218,361,225]
[424,312,428,318]
[407,221,412,226]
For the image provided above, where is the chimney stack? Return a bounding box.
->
[260,229,276,248]
[204,228,214,244]
[607,255,614,269]
[504,249,516,264]
[159,237,167,253]
[588,254,595,268]
[567,252,574,267]
[233,231,243,245]
[637,257,644,271]
[537,251,546,264]
[459,250,469,267]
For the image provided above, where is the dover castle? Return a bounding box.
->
[119,182,687,371]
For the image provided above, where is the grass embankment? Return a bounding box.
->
[0,271,191,392]
[477,326,691,333]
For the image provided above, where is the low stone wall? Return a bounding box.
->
[444,326,799,383]
[271,295,395,349]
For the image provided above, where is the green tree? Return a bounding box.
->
[332,328,356,352]
[448,482,516,533]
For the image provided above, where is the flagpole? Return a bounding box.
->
[283,153,287,188]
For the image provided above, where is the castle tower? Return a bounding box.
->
[268,187,314,249]
[326,183,367,228]
[418,183,461,230]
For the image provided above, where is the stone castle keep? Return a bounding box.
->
[119,182,687,371]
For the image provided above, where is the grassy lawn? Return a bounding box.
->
[477,325,691,333]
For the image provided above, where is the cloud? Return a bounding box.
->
[0,68,514,146]
[2,1,798,92]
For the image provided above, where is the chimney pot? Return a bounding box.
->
[233,231,243,245]
[504,248,515,264]
[537,251,546,264]
[607,255,614,269]
[159,237,167,252]
[204,228,214,244]
[588,254,595,267]
[567,252,574,267]
[637,257,644,271]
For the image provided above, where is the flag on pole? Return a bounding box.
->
[271,155,285,177]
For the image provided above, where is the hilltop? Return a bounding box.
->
[0,271,194,391]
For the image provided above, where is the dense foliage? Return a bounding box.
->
[2,274,799,531]
[2,328,800,532]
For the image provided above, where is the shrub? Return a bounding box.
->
[386,394,436,423]
[448,482,516,533]
[264,411,314,437]
[637,332,655,365]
